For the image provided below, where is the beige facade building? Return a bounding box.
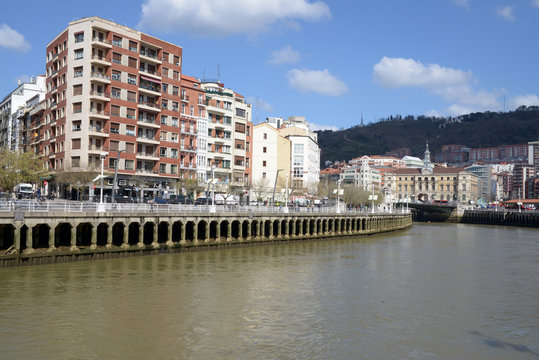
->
[388,167,479,204]
[251,123,290,202]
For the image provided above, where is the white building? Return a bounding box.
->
[0,76,46,151]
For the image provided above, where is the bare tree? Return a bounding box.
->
[251,177,270,202]
[55,168,98,201]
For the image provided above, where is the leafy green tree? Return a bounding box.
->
[0,149,47,194]
[55,168,98,200]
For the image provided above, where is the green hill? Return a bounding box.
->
[317,106,539,165]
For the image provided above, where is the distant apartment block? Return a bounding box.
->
[0,76,46,151]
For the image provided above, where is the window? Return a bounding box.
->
[293,144,304,154]
[112,35,122,47]
[263,161,266,167]
[160,147,167,157]
[112,52,122,64]
[72,121,81,131]
[172,86,178,95]
[74,49,83,60]
[236,108,246,117]
[171,149,178,158]
[263,147,267,153]
[160,131,167,141]
[160,164,167,173]
[190,105,194,116]
[162,83,168,93]
[73,102,82,113]
[170,164,177,174]
[235,122,245,133]
[172,101,179,111]
[125,142,135,154]
[110,122,119,134]
[111,70,121,81]
[111,87,121,99]
[74,66,83,78]
[74,32,84,43]
[127,91,136,102]
[262,172,266,178]
[127,74,137,85]
[107,141,118,152]
[126,108,136,119]
[128,57,137,68]
[109,158,117,169]
[73,84,82,96]
[71,156,80,167]
[71,139,81,149]
[126,126,135,137]
[263,133,267,140]
[162,67,169,78]
[129,41,138,52]
[161,115,168,125]
[111,105,120,117]
[173,55,180,65]
[125,160,134,171]
[293,155,303,166]
[171,133,178,142]
[161,99,168,109]
[162,52,169,62]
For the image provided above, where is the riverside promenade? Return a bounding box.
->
[0,202,412,267]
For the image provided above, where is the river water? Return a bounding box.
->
[0,223,538,359]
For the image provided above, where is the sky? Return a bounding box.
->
[0,0,538,131]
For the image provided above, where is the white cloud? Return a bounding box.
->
[425,109,442,118]
[308,123,338,131]
[373,56,472,89]
[0,24,30,52]
[453,0,470,11]
[246,97,275,112]
[373,56,501,116]
[531,0,539,8]
[287,68,348,96]
[268,45,301,65]
[497,6,515,21]
[139,0,330,36]
[509,94,539,108]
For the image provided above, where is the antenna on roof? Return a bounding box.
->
[217,63,221,83]
[202,68,206,82]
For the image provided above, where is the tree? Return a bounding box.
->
[55,168,98,201]
[0,149,47,194]
[251,177,270,202]
[180,178,204,199]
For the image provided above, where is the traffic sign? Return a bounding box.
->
[93,185,97,189]
[43,180,48,186]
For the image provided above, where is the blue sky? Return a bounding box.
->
[1,0,538,130]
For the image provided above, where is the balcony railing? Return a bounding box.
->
[90,72,110,81]
[90,90,110,98]
[91,55,111,63]
[137,151,158,157]
[138,101,160,109]
[138,116,156,124]
[139,83,160,92]
[92,37,111,45]
[89,109,110,116]
[89,126,104,133]
[137,135,157,141]
[140,50,158,59]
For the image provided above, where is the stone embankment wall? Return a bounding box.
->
[0,211,412,267]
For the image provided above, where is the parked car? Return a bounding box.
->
[153,197,168,204]
[194,197,212,205]
[168,194,193,204]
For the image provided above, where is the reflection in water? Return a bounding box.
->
[0,223,538,359]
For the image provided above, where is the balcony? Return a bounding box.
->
[135,168,160,176]
[139,50,162,65]
[50,69,58,79]
[180,145,197,153]
[137,101,161,113]
[88,126,109,138]
[89,108,110,119]
[180,95,189,103]
[91,37,112,49]
[137,116,160,129]
[139,67,161,81]
[88,145,108,155]
[90,72,111,84]
[89,90,110,102]
[137,135,160,145]
[136,151,159,161]
[138,82,161,97]
[90,55,111,66]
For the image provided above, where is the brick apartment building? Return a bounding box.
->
[35,17,251,199]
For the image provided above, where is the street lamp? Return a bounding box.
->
[210,163,216,213]
[336,179,342,213]
[97,153,106,212]
[111,149,125,205]
[284,173,289,213]
[272,169,283,208]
